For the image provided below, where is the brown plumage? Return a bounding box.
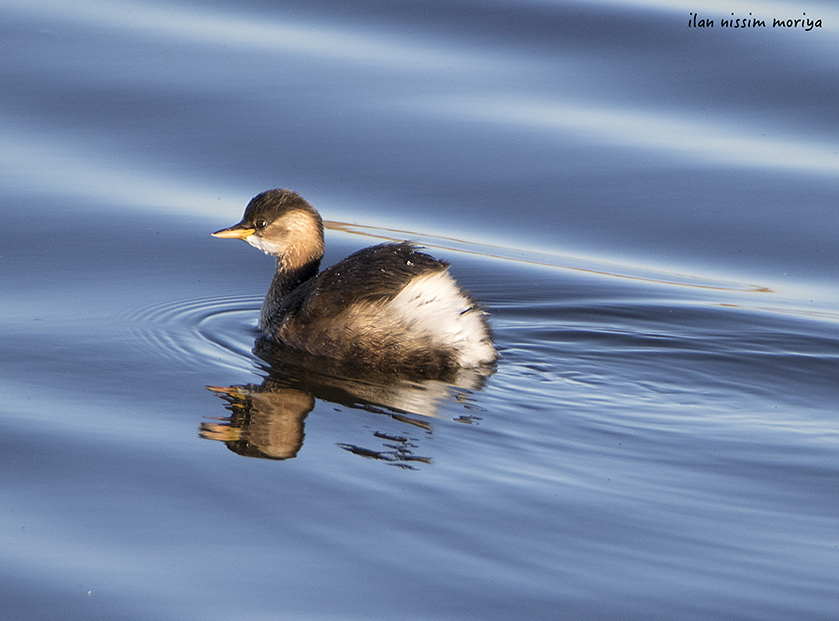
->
[212,189,496,375]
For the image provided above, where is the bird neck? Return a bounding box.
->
[259,255,321,334]
[270,255,321,298]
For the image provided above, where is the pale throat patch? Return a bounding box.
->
[245,234,281,255]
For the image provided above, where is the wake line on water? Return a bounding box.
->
[325,220,771,293]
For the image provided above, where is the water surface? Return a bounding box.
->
[1,1,838,619]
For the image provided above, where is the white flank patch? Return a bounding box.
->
[388,270,496,367]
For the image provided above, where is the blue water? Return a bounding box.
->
[2,1,838,619]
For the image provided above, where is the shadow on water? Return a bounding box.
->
[200,336,494,466]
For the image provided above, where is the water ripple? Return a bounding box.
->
[127,294,262,370]
[2,0,496,70]
[418,95,839,177]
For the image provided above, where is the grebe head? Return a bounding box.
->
[212,189,324,270]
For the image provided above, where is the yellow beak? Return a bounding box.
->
[211,224,255,239]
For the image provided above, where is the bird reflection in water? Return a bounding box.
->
[200,337,493,467]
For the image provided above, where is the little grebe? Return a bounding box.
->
[212,189,496,373]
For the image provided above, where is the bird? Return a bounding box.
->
[212,189,496,376]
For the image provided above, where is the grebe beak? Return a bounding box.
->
[211,224,255,239]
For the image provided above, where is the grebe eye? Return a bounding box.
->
[254,219,267,230]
